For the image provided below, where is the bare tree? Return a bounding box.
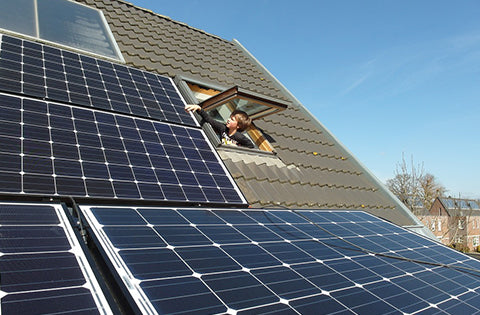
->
[419,173,447,210]
[386,154,446,215]
[386,154,423,213]
[441,204,472,252]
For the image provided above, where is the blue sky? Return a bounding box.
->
[129,0,480,199]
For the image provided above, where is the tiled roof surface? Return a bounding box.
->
[75,0,417,227]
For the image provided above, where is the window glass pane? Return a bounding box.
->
[0,0,36,37]
[208,105,233,123]
[37,0,119,60]
[231,98,270,118]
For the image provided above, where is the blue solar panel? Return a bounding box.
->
[0,93,244,204]
[0,202,111,314]
[469,200,480,210]
[0,34,195,126]
[80,206,480,314]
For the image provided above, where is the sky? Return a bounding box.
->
[128,0,480,199]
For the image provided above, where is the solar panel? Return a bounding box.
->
[80,205,480,314]
[469,200,480,210]
[0,92,244,204]
[440,198,456,209]
[0,34,195,126]
[458,200,470,210]
[0,202,111,314]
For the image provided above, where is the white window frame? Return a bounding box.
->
[473,236,479,248]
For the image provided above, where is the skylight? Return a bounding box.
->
[0,0,123,61]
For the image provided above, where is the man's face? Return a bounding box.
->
[226,115,238,130]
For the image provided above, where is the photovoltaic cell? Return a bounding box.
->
[0,202,111,314]
[0,34,196,126]
[80,206,480,315]
[0,93,244,204]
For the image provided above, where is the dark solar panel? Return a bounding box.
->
[0,34,195,126]
[80,206,480,314]
[0,202,111,314]
[0,93,244,204]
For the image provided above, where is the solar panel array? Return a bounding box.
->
[0,34,195,126]
[0,202,111,314]
[0,34,245,205]
[1,30,480,315]
[81,205,480,315]
[0,92,243,203]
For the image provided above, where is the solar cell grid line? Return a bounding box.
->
[79,206,480,315]
[0,92,245,204]
[0,202,112,314]
[0,34,197,126]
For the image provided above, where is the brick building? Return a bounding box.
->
[419,197,480,251]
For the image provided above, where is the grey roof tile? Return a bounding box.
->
[243,180,275,206]
[273,166,303,185]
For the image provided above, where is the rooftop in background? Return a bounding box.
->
[439,197,480,211]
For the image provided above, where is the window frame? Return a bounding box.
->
[177,78,287,153]
[199,86,288,120]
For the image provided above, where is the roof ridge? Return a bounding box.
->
[119,0,229,42]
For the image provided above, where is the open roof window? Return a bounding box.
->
[0,0,123,61]
[187,83,288,152]
[199,86,288,120]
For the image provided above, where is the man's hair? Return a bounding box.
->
[231,110,252,132]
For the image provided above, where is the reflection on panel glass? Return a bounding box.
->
[38,0,117,59]
[0,0,35,37]
[0,0,121,60]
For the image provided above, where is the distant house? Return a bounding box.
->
[419,197,480,251]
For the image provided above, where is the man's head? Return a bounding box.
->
[227,110,252,132]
